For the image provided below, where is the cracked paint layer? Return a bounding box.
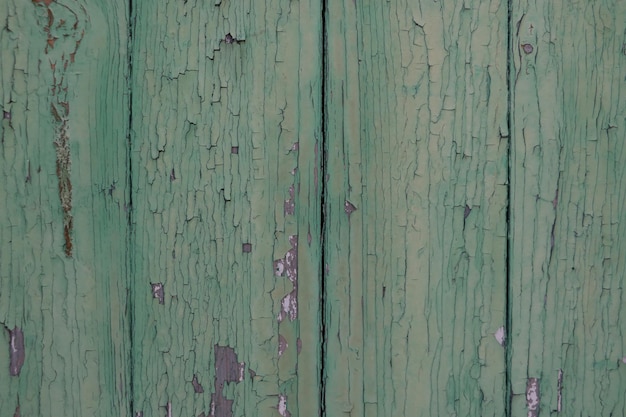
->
[509,3,626,416]
[324,0,509,415]
[1,0,132,415]
[129,0,322,415]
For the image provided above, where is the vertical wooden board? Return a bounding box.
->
[0,1,131,416]
[324,0,508,416]
[510,1,626,416]
[130,1,322,416]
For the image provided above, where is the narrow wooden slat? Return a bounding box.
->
[510,2,626,416]
[324,0,509,416]
[130,1,322,416]
[0,1,131,416]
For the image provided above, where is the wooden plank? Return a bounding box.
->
[323,0,509,416]
[130,1,322,416]
[509,2,626,416]
[0,1,131,416]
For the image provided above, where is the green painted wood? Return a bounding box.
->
[0,1,131,416]
[509,2,626,416]
[129,1,322,416]
[323,1,509,416]
[2,2,626,417]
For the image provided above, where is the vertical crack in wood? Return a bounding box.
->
[319,0,328,413]
[505,0,514,414]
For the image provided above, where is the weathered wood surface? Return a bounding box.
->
[2,1,626,416]
[0,1,131,416]
[130,1,322,417]
[509,2,626,416]
[323,0,509,416]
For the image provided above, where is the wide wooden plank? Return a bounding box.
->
[0,0,131,416]
[509,2,626,416]
[323,0,509,416]
[130,1,322,416]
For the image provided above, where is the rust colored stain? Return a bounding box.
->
[34,0,88,257]
[209,345,244,417]
[8,326,25,376]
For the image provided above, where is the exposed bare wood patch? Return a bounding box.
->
[276,235,298,322]
[151,283,165,305]
[4,325,25,377]
[526,378,540,417]
[192,374,204,394]
[208,346,244,417]
[277,394,291,417]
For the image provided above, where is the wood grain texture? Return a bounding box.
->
[130,1,322,416]
[323,0,509,416]
[509,1,626,416]
[0,0,131,416]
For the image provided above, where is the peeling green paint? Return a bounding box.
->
[323,0,509,416]
[509,1,626,416]
[1,1,625,416]
[0,0,131,415]
[129,1,322,416]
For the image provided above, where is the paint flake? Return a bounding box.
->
[277,236,298,322]
[344,200,357,216]
[494,326,506,346]
[8,326,25,376]
[151,283,165,304]
[526,377,540,417]
[278,334,288,357]
[278,394,291,417]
